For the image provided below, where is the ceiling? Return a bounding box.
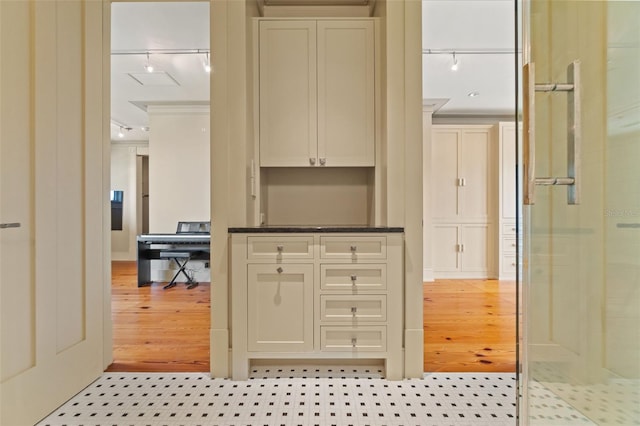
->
[110,0,518,141]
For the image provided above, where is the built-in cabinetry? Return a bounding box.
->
[497,122,521,280]
[258,19,375,167]
[431,125,495,278]
[230,229,404,380]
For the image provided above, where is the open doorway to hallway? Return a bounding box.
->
[108,1,211,372]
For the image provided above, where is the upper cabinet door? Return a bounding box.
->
[459,129,491,221]
[259,21,317,167]
[431,126,492,222]
[317,20,375,167]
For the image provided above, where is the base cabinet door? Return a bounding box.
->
[433,224,490,277]
[247,264,314,352]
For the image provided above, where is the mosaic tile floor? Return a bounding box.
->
[38,367,517,426]
[528,379,640,426]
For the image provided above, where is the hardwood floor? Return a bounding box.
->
[423,279,516,373]
[107,261,210,372]
[107,262,516,373]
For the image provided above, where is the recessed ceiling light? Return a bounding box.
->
[468,91,480,97]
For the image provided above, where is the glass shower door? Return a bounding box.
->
[519,1,640,424]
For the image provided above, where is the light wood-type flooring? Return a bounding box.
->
[107,262,516,373]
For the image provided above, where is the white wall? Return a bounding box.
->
[148,105,210,233]
[110,143,147,260]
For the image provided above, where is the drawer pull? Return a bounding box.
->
[511,243,516,247]
[276,245,284,253]
[350,275,357,283]
[351,338,357,347]
[350,245,357,253]
[351,306,357,314]
[276,267,283,274]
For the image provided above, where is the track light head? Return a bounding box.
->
[450,52,459,71]
[144,52,154,73]
[204,52,212,73]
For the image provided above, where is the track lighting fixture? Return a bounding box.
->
[450,52,459,71]
[144,52,154,73]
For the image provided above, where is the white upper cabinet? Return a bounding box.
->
[258,19,375,167]
[317,20,375,166]
[259,21,317,166]
[432,126,492,222]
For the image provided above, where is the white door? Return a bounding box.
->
[0,1,105,425]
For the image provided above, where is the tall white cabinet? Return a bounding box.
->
[497,122,521,280]
[431,125,495,278]
[258,19,375,167]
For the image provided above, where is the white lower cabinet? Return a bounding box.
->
[247,264,314,352]
[231,232,404,380]
[433,223,491,278]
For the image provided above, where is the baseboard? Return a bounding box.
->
[433,271,490,279]
[111,251,135,261]
[423,268,434,282]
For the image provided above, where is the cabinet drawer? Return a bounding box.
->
[502,255,517,275]
[502,223,517,236]
[503,237,517,254]
[320,295,386,322]
[247,236,314,259]
[320,236,386,259]
[320,326,386,352]
[320,264,387,291]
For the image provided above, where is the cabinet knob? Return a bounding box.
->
[351,306,357,314]
[276,267,283,274]
[309,158,316,166]
[350,245,357,253]
[351,338,357,347]
[276,245,284,253]
[350,275,357,282]
[319,158,326,166]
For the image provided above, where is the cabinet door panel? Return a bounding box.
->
[432,130,460,219]
[460,130,490,220]
[259,21,317,166]
[461,224,489,272]
[248,264,313,352]
[317,21,374,166]
[433,225,460,272]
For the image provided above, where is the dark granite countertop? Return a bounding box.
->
[228,226,404,233]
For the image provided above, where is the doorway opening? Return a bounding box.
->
[108,1,211,372]
[422,0,519,374]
